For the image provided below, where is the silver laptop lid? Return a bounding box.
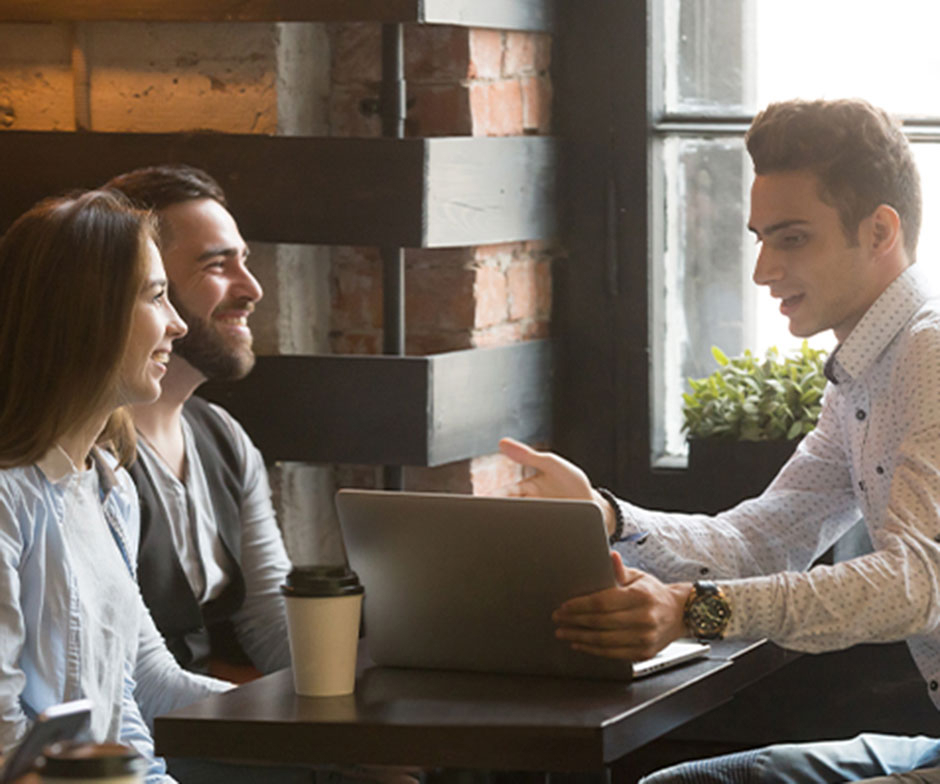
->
[337,489,633,681]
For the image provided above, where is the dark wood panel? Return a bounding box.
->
[429,339,552,464]
[0,0,556,30]
[197,341,552,466]
[425,136,558,247]
[0,131,558,247]
[0,132,425,245]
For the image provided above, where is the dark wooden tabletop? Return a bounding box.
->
[154,640,796,773]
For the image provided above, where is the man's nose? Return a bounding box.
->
[235,263,264,303]
[752,246,782,286]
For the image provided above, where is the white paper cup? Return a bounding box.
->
[282,565,364,697]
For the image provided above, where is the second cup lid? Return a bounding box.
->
[281,564,364,597]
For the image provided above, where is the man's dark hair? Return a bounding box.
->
[746,98,921,259]
[105,163,227,212]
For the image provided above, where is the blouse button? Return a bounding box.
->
[858,480,866,492]
[932,680,939,691]
[856,409,867,421]
[699,567,710,576]
[876,466,885,475]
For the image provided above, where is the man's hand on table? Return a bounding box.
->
[498,438,617,536]
[553,551,691,661]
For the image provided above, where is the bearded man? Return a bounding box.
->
[108,165,291,679]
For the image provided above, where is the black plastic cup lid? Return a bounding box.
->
[40,741,146,778]
[281,565,363,597]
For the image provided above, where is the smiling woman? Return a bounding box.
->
[0,191,185,468]
[0,190,228,783]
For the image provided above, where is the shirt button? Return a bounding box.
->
[699,567,710,576]
[932,680,939,691]
[876,466,885,475]
[858,480,866,492]
[856,409,867,421]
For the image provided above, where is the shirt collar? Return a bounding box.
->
[37,445,120,497]
[824,265,932,385]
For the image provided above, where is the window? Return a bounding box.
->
[651,0,940,462]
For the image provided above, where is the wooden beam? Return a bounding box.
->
[197,341,553,466]
[425,136,558,247]
[0,132,558,248]
[0,0,556,30]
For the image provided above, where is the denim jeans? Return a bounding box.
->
[639,734,940,784]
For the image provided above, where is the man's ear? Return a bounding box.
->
[869,204,901,255]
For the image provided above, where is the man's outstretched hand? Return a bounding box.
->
[498,437,616,535]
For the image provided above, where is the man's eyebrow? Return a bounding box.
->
[196,245,249,262]
[747,218,810,237]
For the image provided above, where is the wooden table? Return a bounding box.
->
[154,640,796,774]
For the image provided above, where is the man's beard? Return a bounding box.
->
[170,287,256,382]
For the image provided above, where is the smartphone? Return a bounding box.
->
[0,699,92,783]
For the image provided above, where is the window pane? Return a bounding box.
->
[666,0,940,116]
[652,136,752,460]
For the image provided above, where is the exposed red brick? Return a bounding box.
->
[473,262,509,327]
[406,259,477,331]
[503,31,537,76]
[469,80,524,136]
[405,25,471,82]
[471,322,525,348]
[520,319,550,341]
[405,331,474,356]
[507,258,537,321]
[330,23,381,84]
[328,83,381,137]
[535,258,553,319]
[330,248,382,331]
[533,33,553,73]
[329,331,381,355]
[521,75,553,133]
[407,83,472,136]
[468,29,504,80]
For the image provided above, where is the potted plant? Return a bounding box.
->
[681,342,827,512]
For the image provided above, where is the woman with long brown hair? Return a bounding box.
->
[0,190,230,782]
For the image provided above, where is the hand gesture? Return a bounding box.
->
[498,437,615,534]
[553,552,690,661]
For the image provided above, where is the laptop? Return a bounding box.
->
[336,489,709,681]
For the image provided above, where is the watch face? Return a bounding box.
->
[688,593,730,638]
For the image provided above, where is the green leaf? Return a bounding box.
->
[711,346,729,366]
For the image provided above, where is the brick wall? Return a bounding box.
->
[327,24,556,496]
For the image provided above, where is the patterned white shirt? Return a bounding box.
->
[615,266,940,708]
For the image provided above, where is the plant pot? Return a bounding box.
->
[686,437,800,514]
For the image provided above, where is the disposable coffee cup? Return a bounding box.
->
[281,565,364,697]
[39,742,145,783]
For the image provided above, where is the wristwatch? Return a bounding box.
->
[683,581,731,640]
